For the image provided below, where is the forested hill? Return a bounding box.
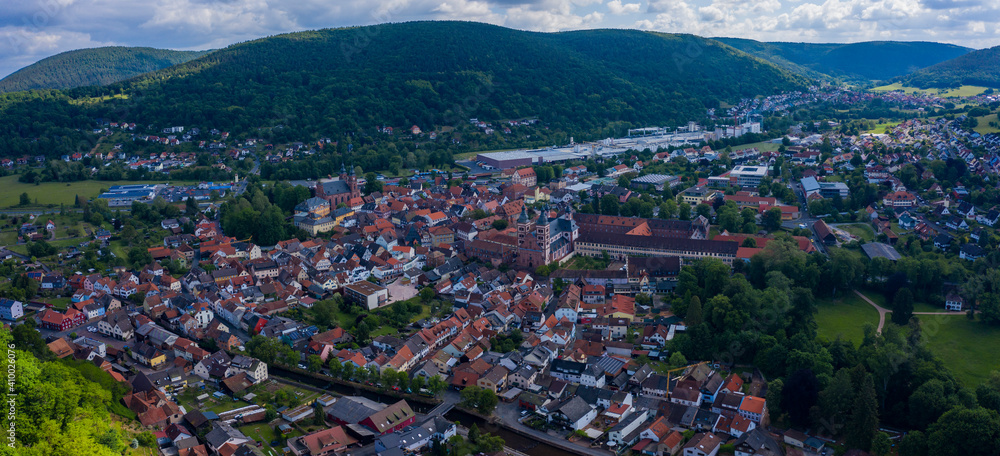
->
[896,45,1000,88]
[0,47,212,93]
[713,38,972,82]
[90,22,807,135]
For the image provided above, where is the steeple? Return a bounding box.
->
[517,205,529,224]
[537,205,549,225]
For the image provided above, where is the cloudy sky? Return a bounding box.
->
[2,0,999,79]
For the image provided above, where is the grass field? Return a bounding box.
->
[838,223,875,242]
[918,315,1000,387]
[866,121,902,134]
[974,113,1000,135]
[736,140,782,153]
[0,175,199,208]
[816,293,880,345]
[871,83,990,98]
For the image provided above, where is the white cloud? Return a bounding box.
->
[607,0,641,15]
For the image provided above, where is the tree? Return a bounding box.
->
[695,203,712,219]
[185,196,199,215]
[491,219,508,230]
[419,287,436,302]
[899,430,928,456]
[686,295,702,326]
[981,293,1000,325]
[311,300,337,329]
[679,203,691,220]
[19,192,30,206]
[783,369,819,426]
[668,352,687,368]
[871,432,892,456]
[927,407,1000,456]
[307,355,324,373]
[846,371,879,452]
[892,287,915,325]
[601,194,620,215]
[460,386,498,414]
[766,378,783,421]
[763,207,783,231]
[427,375,447,396]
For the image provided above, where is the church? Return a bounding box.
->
[316,164,362,207]
[515,205,579,270]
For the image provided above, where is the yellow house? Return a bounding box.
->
[524,187,550,204]
[681,186,719,206]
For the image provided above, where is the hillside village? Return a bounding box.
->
[5,85,1000,456]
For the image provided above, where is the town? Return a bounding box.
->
[4,83,1000,456]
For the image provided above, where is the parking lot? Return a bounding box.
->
[386,279,418,304]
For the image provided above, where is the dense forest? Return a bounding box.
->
[897,45,1000,88]
[0,21,808,161]
[715,38,972,82]
[0,47,212,93]
[0,324,156,456]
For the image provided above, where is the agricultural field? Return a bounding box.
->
[871,83,990,98]
[0,175,199,208]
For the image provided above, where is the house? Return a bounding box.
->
[38,308,85,331]
[358,400,416,435]
[512,168,537,187]
[945,294,965,311]
[288,426,358,456]
[734,429,784,456]
[0,299,23,321]
[738,396,767,423]
[813,220,836,245]
[960,243,986,261]
[683,432,722,456]
[550,396,597,431]
[607,410,649,447]
[204,423,251,454]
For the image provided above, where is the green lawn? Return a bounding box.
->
[917,315,1000,387]
[239,423,302,455]
[0,175,199,208]
[913,301,943,313]
[565,255,611,270]
[735,140,782,153]
[866,121,901,134]
[871,83,990,98]
[816,293,880,346]
[838,223,875,242]
[974,113,1000,135]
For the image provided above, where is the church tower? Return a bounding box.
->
[536,206,551,263]
[347,162,360,198]
[517,206,530,249]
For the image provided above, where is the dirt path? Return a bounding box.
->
[854,289,970,334]
[854,290,890,334]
